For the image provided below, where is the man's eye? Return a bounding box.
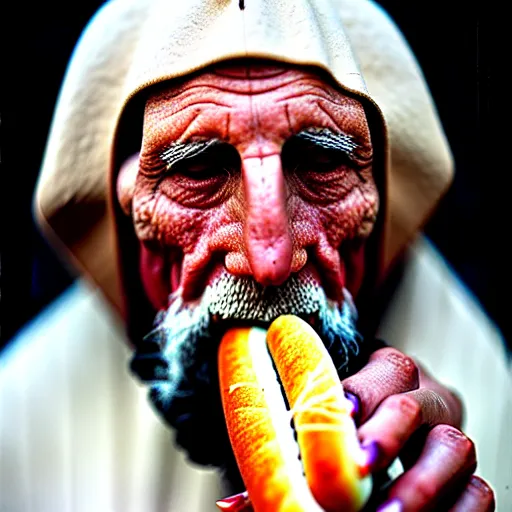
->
[282,138,352,175]
[296,148,351,173]
[313,151,349,171]
[172,144,240,181]
[178,162,227,180]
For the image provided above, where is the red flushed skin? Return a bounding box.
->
[116,62,379,309]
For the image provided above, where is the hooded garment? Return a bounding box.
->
[1,0,511,511]
[32,0,455,316]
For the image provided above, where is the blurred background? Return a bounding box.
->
[2,1,509,354]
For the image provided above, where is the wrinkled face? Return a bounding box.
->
[116,61,379,466]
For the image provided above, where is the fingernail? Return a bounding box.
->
[358,439,382,477]
[216,490,252,511]
[344,391,361,423]
[376,498,403,512]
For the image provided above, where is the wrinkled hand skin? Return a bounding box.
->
[342,348,496,511]
[117,62,494,512]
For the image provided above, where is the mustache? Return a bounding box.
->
[134,270,361,385]
[129,270,363,468]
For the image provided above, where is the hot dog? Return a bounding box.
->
[217,315,372,512]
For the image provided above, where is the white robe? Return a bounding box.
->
[1,237,511,511]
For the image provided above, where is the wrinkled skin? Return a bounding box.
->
[118,63,377,308]
[117,62,494,511]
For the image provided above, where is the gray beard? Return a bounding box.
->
[130,270,363,471]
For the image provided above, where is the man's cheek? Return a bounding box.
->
[320,186,379,295]
[322,187,379,244]
[132,189,208,310]
[139,241,183,311]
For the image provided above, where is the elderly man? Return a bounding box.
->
[1,0,511,511]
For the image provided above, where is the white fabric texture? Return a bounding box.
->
[0,283,226,512]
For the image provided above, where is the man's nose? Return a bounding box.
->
[242,154,293,286]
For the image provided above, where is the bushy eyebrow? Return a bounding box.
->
[160,139,222,170]
[159,128,362,171]
[295,127,360,156]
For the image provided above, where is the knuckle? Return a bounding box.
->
[422,389,451,425]
[384,393,422,423]
[380,348,420,388]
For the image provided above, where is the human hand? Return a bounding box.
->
[216,346,495,512]
[340,346,495,511]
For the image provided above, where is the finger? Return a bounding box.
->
[341,347,420,423]
[447,476,495,512]
[379,425,477,512]
[418,363,463,429]
[216,491,254,511]
[357,388,455,473]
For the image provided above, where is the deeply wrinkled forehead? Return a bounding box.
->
[113,0,385,166]
[140,60,373,155]
[115,57,383,173]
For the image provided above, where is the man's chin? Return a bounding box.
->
[129,271,363,471]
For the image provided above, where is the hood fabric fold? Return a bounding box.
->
[34,0,453,324]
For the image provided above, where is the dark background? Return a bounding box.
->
[2,2,509,354]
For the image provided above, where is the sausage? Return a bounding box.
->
[218,315,372,512]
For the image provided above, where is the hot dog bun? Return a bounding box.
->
[218,315,372,512]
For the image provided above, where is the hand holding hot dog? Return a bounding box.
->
[217,320,495,512]
[341,348,495,511]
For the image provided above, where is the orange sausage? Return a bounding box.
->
[267,315,371,512]
[218,316,372,512]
